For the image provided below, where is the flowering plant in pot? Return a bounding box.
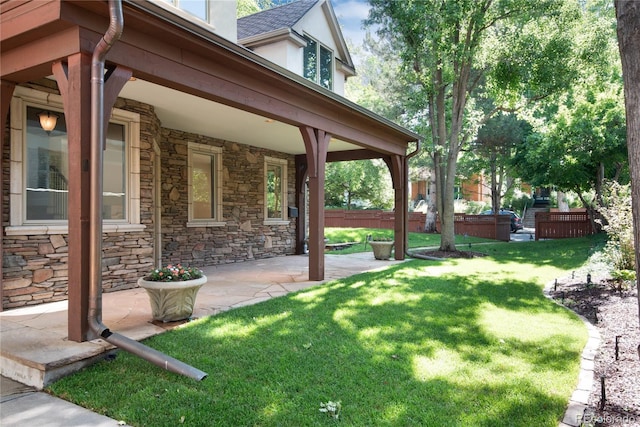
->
[145,264,204,282]
[138,264,207,322]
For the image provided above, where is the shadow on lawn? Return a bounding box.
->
[49,240,596,426]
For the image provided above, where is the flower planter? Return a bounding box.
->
[369,241,394,260]
[137,275,207,322]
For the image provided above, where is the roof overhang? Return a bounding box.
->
[1,0,419,157]
[239,28,307,49]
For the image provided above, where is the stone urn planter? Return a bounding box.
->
[369,241,394,260]
[137,265,207,322]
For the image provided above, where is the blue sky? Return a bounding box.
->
[331,0,371,47]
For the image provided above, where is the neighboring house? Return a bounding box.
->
[1,0,419,341]
[411,171,490,210]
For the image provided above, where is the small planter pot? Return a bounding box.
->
[369,241,394,260]
[137,275,207,322]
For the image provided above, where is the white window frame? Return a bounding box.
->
[187,142,224,227]
[6,86,143,235]
[153,0,216,28]
[303,34,334,90]
[264,156,289,225]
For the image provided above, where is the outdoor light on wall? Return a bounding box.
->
[38,111,58,133]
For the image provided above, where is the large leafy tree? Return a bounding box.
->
[367,0,581,251]
[460,113,532,212]
[614,0,640,330]
[513,87,627,215]
[325,160,392,209]
[512,0,627,227]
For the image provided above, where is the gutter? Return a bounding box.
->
[88,0,206,381]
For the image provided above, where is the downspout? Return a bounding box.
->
[88,0,206,381]
[403,140,442,260]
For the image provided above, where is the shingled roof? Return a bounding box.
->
[237,0,319,40]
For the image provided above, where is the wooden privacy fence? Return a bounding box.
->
[325,210,511,241]
[535,211,594,240]
[449,214,511,242]
[324,210,426,232]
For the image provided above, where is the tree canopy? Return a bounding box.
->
[366,0,583,251]
[324,160,392,210]
[460,112,532,212]
[513,86,627,209]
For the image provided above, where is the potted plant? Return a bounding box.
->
[367,236,394,260]
[137,264,207,322]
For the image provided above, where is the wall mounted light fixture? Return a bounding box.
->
[38,111,58,133]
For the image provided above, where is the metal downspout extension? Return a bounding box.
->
[87,0,206,381]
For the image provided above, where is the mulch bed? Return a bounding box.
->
[549,275,640,426]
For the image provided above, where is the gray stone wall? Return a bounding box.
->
[2,88,297,309]
[159,129,296,268]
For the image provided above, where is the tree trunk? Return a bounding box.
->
[557,191,569,212]
[596,162,606,206]
[576,188,600,233]
[491,153,499,212]
[439,159,457,251]
[615,0,640,333]
[424,169,438,232]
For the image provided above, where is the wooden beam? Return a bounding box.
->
[326,149,387,162]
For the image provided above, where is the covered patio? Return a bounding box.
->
[0,252,405,389]
[1,0,419,342]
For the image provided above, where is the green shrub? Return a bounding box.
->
[597,181,635,271]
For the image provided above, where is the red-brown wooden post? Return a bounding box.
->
[1,80,16,311]
[54,56,131,342]
[294,155,308,255]
[53,55,93,341]
[300,126,329,281]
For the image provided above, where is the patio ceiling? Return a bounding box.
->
[119,78,360,155]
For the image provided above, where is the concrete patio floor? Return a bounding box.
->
[0,252,404,389]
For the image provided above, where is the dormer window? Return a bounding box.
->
[303,35,333,90]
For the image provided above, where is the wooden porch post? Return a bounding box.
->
[53,56,131,342]
[300,126,330,281]
[1,80,16,311]
[387,154,407,260]
[53,55,93,341]
[294,155,308,255]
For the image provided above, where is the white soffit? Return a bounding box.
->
[119,78,359,155]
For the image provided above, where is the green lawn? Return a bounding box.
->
[48,236,600,426]
[323,227,494,254]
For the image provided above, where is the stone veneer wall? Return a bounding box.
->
[2,87,296,309]
[159,129,296,267]
[1,94,159,309]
